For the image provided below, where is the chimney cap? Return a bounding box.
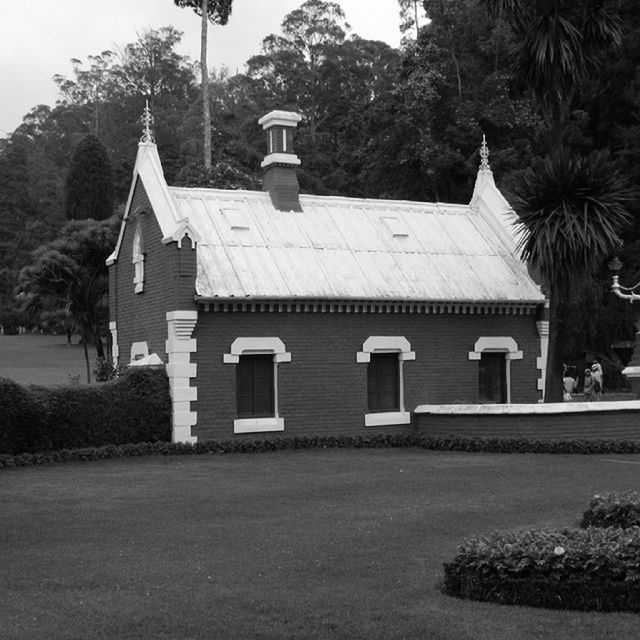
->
[258,110,302,129]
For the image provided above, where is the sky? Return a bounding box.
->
[0,0,405,137]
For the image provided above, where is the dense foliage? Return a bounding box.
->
[16,217,120,380]
[65,134,114,220]
[2,0,640,374]
[581,492,640,529]
[0,368,171,455]
[443,526,640,611]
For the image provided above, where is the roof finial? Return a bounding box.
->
[140,99,155,144]
[479,134,490,171]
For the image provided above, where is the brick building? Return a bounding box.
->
[107,109,546,443]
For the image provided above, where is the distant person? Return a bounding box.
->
[591,362,603,401]
[583,369,595,401]
[562,372,577,401]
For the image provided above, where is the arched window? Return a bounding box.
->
[132,225,145,293]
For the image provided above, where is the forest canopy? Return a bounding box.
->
[1,0,639,380]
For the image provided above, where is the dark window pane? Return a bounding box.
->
[367,353,399,412]
[479,352,506,403]
[237,355,274,417]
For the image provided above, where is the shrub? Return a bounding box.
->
[0,368,171,455]
[581,492,640,529]
[0,378,44,454]
[442,527,640,611]
[93,356,122,382]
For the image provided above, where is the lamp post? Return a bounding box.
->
[608,257,640,396]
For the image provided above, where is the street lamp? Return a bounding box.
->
[608,256,640,396]
[608,256,640,302]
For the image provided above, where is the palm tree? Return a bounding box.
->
[480,0,623,146]
[174,0,233,170]
[514,149,634,401]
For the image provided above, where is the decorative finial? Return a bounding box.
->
[479,134,490,171]
[140,99,155,144]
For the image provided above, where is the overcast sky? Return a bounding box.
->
[0,0,406,137]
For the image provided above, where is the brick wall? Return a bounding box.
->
[191,309,541,441]
[414,410,640,440]
[108,179,197,365]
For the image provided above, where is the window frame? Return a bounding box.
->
[223,337,291,433]
[357,336,414,427]
[468,336,522,404]
[132,224,145,293]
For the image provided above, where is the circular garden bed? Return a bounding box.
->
[442,492,640,611]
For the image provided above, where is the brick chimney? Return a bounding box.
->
[258,110,302,212]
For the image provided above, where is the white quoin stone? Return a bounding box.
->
[165,310,198,443]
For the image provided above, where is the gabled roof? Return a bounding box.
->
[111,141,544,306]
[170,186,543,304]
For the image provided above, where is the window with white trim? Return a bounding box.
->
[223,337,291,434]
[468,337,522,404]
[357,336,414,427]
[132,225,145,293]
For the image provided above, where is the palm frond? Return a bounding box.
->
[514,149,636,296]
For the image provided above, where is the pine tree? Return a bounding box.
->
[64,134,114,220]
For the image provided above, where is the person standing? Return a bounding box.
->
[562,370,577,401]
[583,369,595,401]
[591,362,603,401]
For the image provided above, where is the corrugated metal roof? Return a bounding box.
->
[168,187,544,304]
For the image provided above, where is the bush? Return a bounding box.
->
[0,368,171,455]
[581,492,640,529]
[442,527,640,611]
[93,356,126,382]
[0,378,44,454]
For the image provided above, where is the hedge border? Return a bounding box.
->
[2,433,640,469]
[441,572,640,612]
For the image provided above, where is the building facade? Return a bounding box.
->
[108,110,546,443]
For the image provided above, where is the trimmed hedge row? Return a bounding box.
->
[0,368,171,455]
[581,492,640,529]
[2,433,640,469]
[442,527,640,612]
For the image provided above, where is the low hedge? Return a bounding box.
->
[0,368,170,455]
[581,492,640,529]
[442,527,640,611]
[2,434,640,469]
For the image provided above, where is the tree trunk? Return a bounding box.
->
[82,334,91,384]
[94,331,105,359]
[201,0,212,170]
[543,289,563,402]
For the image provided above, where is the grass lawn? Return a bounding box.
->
[2,449,640,639]
[0,334,96,385]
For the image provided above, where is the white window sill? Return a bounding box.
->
[233,417,284,434]
[364,411,411,427]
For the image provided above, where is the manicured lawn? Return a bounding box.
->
[0,334,96,385]
[2,449,640,639]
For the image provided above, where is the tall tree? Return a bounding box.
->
[479,0,624,148]
[398,0,424,41]
[173,0,234,170]
[65,134,114,220]
[514,150,634,401]
[17,217,119,382]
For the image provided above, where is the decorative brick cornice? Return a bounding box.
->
[197,299,540,316]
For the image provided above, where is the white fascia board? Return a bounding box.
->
[108,142,182,264]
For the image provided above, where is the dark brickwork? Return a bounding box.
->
[108,179,197,365]
[414,410,640,440]
[191,310,541,441]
